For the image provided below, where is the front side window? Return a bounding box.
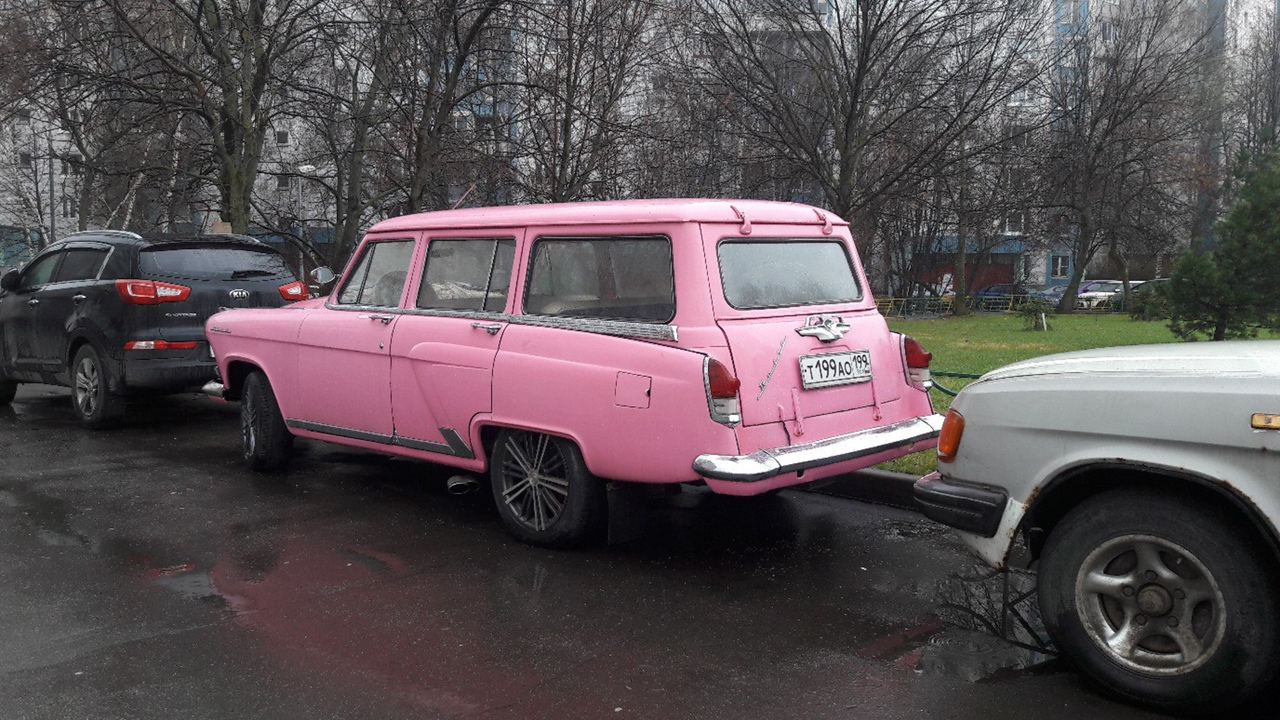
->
[53,248,109,282]
[718,240,860,309]
[524,236,674,323]
[417,238,515,312]
[337,239,415,307]
[18,252,62,290]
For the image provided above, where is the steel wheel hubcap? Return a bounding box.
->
[74,357,99,416]
[499,433,570,532]
[1075,534,1225,676]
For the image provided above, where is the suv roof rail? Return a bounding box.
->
[55,229,144,243]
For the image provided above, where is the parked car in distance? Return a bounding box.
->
[204,199,943,547]
[1074,279,1147,309]
[914,341,1280,713]
[971,282,1028,310]
[0,231,313,425]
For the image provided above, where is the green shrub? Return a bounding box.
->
[1018,298,1055,330]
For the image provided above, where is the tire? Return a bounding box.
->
[241,370,293,472]
[489,429,605,548]
[0,378,16,406]
[1038,488,1280,713]
[71,344,124,428]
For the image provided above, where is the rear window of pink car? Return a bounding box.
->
[717,239,860,309]
[523,236,674,323]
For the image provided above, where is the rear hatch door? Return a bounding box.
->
[137,242,299,344]
[709,233,902,428]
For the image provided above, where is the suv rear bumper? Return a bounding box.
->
[693,414,944,483]
[912,471,1008,538]
[123,356,217,391]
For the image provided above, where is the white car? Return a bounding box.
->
[914,341,1280,713]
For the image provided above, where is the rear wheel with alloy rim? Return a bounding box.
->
[71,345,124,428]
[489,429,605,548]
[1038,488,1280,713]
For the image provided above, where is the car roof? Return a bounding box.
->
[366,199,848,234]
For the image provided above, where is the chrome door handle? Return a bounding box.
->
[27,298,39,307]
[366,314,394,325]
[73,294,87,304]
[471,322,502,336]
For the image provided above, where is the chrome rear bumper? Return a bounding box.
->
[693,414,945,483]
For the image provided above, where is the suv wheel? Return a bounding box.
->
[490,429,605,548]
[71,345,124,428]
[1038,488,1280,713]
[241,370,292,471]
[0,378,16,406]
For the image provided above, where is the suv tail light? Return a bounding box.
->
[124,340,199,351]
[278,280,309,301]
[116,279,192,305]
[705,357,741,427]
[902,335,933,390]
[937,408,964,463]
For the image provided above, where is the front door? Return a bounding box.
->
[0,250,64,375]
[291,238,417,442]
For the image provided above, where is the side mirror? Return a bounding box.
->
[309,266,336,286]
[0,268,19,292]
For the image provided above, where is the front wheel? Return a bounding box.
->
[489,429,605,548]
[241,370,293,472]
[71,345,124,428]
[1038,488,1280,713]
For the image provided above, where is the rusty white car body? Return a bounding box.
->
[204,200,940,546]
[915,341,1280,713]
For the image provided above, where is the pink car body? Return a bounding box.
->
[206,199,942,546]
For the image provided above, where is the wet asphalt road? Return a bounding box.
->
[0,385,1180,719]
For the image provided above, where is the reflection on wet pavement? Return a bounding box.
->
[0,387,1147,718]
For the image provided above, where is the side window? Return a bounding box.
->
[53,248,109,282]
[416,238,516,312]
[18,252,63,290]
[336,240,415,307]
[524,236,674,323]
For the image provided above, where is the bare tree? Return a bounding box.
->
[1037,0,1210,312]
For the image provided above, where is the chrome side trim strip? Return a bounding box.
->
[287,418,475,459]
[693,413,946,483]
[287,419,392,445]
[323,303,678,343]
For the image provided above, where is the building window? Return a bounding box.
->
[1004,211,1026,235]
[277,175,292,190]
[276,130,290,145]
[1050,256,1070,279]
[16,108,31,124]
[18,152,33,168]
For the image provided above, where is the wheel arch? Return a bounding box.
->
[476,423,588,475]
[1023,462,1280,571]
[222,359,265,403]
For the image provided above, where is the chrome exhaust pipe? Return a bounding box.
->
[446,474,481,495]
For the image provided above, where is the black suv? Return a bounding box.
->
[0,231,308,426]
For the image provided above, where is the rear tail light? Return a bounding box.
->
[937,408,965,463]
[902,335,933,390]
[278,280,310,301]
[124,340,199,351]
[705,357,741,427]
[116,279,191,305]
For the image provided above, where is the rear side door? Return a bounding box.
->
[33,244,112,368]
[293,238,416,440]
[389,235,518,457]
[707,230,902,433]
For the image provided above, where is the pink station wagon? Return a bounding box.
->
[204,199,943,547]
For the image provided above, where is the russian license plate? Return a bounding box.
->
[799,350,872,389]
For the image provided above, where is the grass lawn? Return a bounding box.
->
[876,312,1194,477]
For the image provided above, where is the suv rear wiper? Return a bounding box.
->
[230,269,276,279]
